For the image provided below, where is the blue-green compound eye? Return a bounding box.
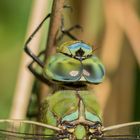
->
[44,41,105,84]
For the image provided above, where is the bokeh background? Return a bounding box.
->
[0,0,140,126]
[0,0,32,118]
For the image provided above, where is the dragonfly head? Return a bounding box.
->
[58,41,93,60]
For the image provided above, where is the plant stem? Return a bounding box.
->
[10,0,49,119]
[45,0,65,59]
[39,0,65,103]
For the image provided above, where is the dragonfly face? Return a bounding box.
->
[57,41,93,60]
[41,90,103,140]
[44,41,105,84]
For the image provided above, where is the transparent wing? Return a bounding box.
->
[0,119,60,140]
[96,136,140,140]
[99,122,140,140]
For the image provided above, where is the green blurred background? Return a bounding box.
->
[0,0,140,125]
[0,0,32,118]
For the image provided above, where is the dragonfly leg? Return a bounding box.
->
[28,50,51,85]
[24,13,51,68]
[57,16,83,42]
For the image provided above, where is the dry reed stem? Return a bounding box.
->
[96,1,124,112]
[101,0,124,74]
[114,1,140,65]
[100,0,137,124]
[10,0,49,119]
[95,0,124,115]
[103,0,140,65]
[39,0,65,102]
[94,78,111,112]
[45,0,65,58]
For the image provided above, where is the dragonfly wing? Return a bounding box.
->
[44,53,82,82]
[101,122,140,139]
[96,137,140,140]
[82,56,105,84]
[0,131,58,140]
[0,119,60,140]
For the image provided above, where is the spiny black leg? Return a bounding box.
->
[57,16,83,42]
[28,62,47,84]
[67,24,83,32]
[61,17,83,40]
[28,50,51,85]
[28,61,51,86]
[24,13,51,68]
[62,28,79,40]
[60,24,82,40]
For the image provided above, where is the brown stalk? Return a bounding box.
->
[39,0,65,103]
[101,0,136,125]
[116,1,140,65]
[96,0,124,113]
[45,0,65,58]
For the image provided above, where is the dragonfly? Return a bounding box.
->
[1,9,139,140]
[23,12,105,139]
[23,12,140,139]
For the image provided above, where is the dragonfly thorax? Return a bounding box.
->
[41,90,103,140]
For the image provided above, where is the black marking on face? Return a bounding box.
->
[75,48,85,57]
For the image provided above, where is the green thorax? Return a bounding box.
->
[41,90,102,126]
